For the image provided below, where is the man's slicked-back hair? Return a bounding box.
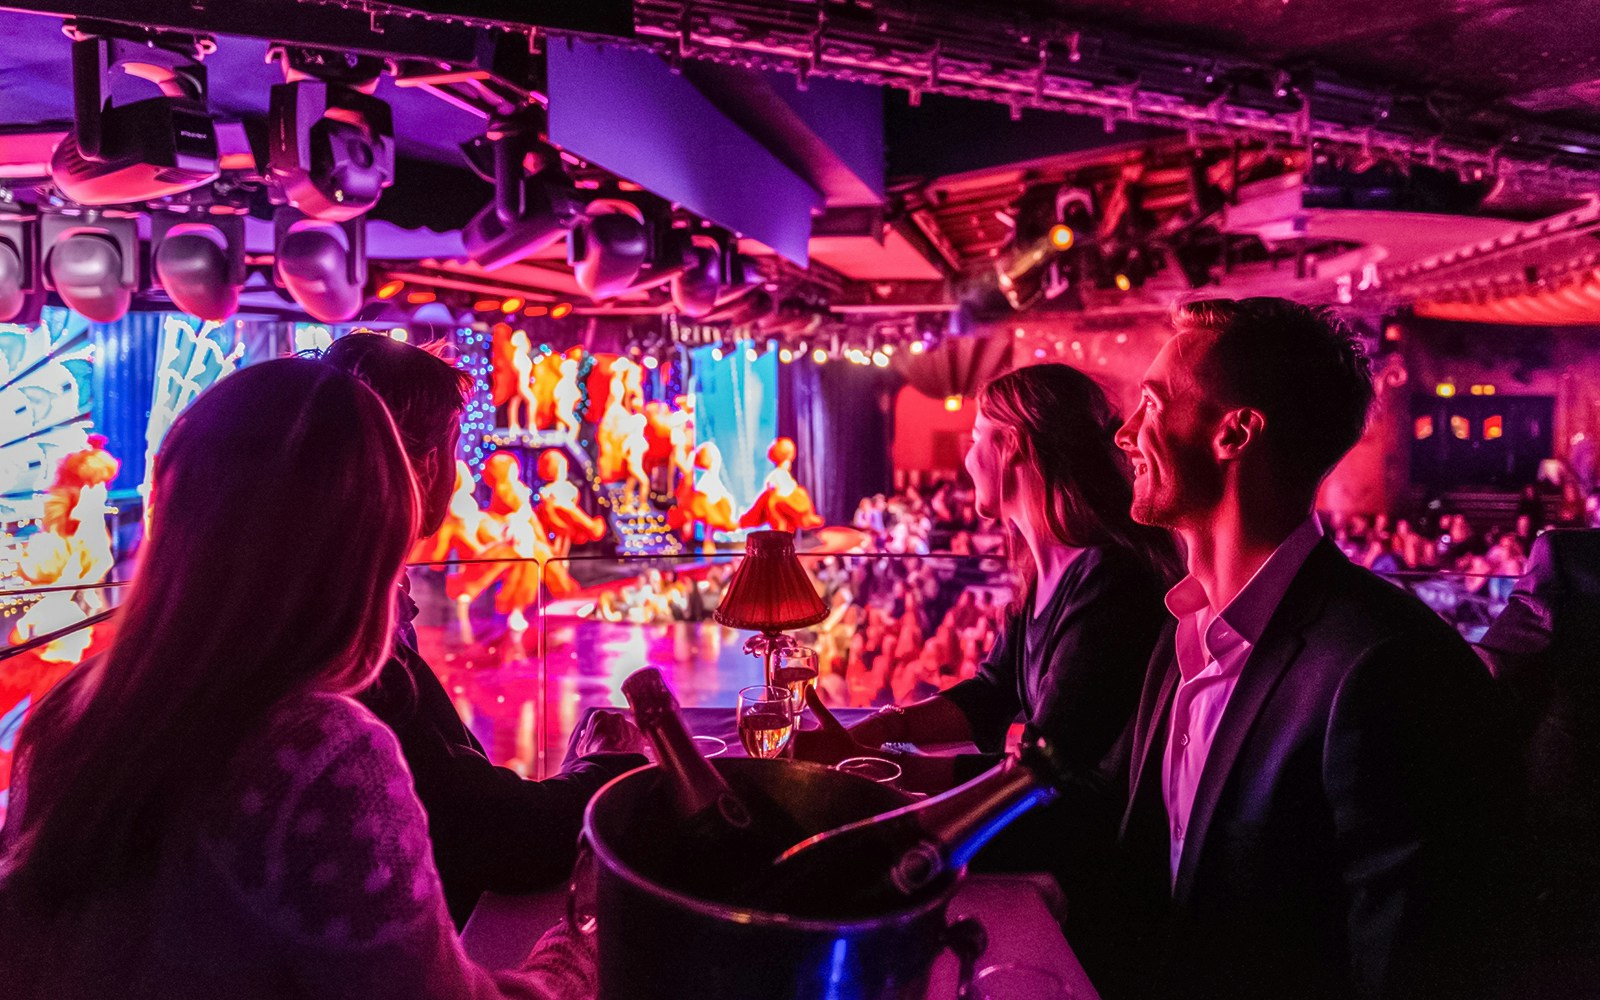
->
[1174,297,1375,491]
[320,334,473,462]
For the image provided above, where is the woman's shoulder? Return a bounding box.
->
[1060,544,1170,612]
[206,689,438,948]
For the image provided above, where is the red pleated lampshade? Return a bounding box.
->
[714,530,827,632]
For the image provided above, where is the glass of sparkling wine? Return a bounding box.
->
[771,646,820,717]
[737,685,795,759]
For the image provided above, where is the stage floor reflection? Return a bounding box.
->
[414,609,759,780]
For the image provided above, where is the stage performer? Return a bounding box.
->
[320,335,646,928]
[739,436,825,534]
[667,395,696,492]
[552,355,582,437]
[667,441,737,554]
[619,412,651,502]
[534,449,606,552]
[481,451,574,626]
[642,400,677,486]
[504,330,537,434]
[594,359,645,485]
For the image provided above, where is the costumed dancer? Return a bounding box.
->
[667,441,738,554]
[534,450,607,554]
[447,452,568,640]
[552,355,583,438]
[739,436,824,535]
[505,330,537,434]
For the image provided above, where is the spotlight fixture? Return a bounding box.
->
[51,27,220,206]
[267,47,395,222]
[570,198,649,299]
[375,278,404,299]
[550,301,573,319]
[671,232,735,318]
[461,110,581,271]
[500,296,524,314]
[1048,224,1074,250]
[274,208,366,323]
[0,205,43,323]
[710,345,725,362]
[41,211,139,322]
[151,210,246,320]
[812,347,828,364]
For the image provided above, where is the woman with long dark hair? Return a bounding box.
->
[0,360,593,999]
[804,363,1178,792]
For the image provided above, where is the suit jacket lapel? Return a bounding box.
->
[1170,541,1339,906]
[1122,624,1179,836]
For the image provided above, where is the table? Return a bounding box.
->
[563,705,978,763]
[463,873,1101,1000]
[470,705,1101,998]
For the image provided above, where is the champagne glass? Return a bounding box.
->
[737,685,795,759]
[771,646,820,717]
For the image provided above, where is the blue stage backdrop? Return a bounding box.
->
[690,341,777,516]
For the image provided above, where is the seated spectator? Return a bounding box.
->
[324,335,646,926]
[0,360,605,999]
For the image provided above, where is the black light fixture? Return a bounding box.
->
[461,110,581,271]
[41,211,139,322]
[152,210,246,320]
[50,25,220,206]
[0,203,43,323]
[274,208,366,323]
[267,47,395,222]
[570,197,649,299]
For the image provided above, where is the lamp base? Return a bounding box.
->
[743,631,800,686]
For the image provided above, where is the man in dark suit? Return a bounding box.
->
[323,334,647,927]
[1107,298,1511,1000]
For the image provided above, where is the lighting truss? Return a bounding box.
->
[632,0,1600,197]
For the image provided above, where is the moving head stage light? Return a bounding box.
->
[268,48,395,222]
[274,208,367,323]
[0,205,43,323]
[50,25,220,206]
[462,112,581,272]
[153,211,246,320]
[41,211,139,323]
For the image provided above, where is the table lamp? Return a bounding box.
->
[714,529,827,685]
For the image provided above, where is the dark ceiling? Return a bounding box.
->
[1031,0,1600,125]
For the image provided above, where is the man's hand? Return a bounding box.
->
[575,710,649,756]
[792,687,873,765]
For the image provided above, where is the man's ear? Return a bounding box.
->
[1212,408,1266,461]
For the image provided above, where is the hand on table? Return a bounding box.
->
[792,688,881,766]
[574,710,648,757]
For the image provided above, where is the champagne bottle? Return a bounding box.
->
[745,743,1065,917]
[620,667,777,898]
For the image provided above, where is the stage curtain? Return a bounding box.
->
[88,310,164,498]
[780,359,899,525]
